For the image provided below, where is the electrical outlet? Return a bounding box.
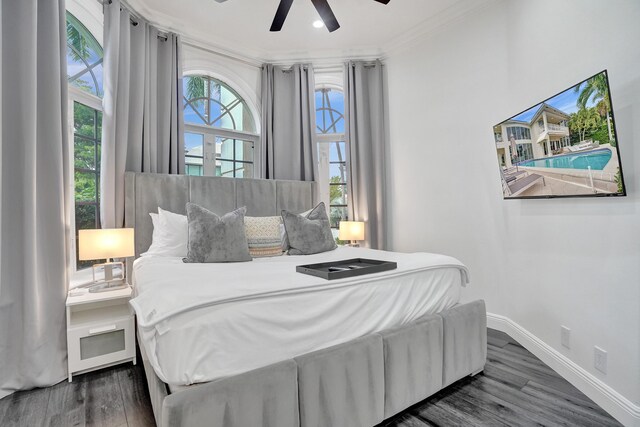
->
[561,326,571,349]
[594,347,607,374]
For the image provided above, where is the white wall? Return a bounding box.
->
[386,0,640,413]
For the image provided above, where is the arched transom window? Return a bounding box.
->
[183,75,258,178]
[66,12,103,97]
[316,88,344,134]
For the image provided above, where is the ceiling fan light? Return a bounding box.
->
[313,20,324,28]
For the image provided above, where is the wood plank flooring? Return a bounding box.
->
[0,329,622,427]
[0,360,154,427]
[380,329,623,427]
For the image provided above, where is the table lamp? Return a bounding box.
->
[338,221,365,247]
[79,228,135,292]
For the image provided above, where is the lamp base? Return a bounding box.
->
[92,261,124,283]
[345,242,360,248]
[88,282,129,293]
[75,260,128,293]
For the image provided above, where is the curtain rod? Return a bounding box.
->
[96,0,169,41]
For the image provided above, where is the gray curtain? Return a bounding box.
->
[344,60,388,249]
[0,0,70,398]
[260,64,317,181]
[101,0,184,228]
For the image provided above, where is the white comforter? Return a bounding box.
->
[131,246,469,386]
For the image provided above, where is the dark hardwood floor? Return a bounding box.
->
[0,329,623,427]
[380,329,622,427]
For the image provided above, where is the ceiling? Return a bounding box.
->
[126,0,488,63]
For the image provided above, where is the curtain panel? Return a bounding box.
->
[0,0,70,398]
[101,0,184,228]
[260,64,317,181]
[344,60,388,249]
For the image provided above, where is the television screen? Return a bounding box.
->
[494,70,626,199]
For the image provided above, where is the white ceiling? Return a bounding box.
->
[126,0,488,63]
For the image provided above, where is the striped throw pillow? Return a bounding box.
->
[244,216,285,258]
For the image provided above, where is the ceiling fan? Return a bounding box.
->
[214,0,390,33]
[270,0,391,33]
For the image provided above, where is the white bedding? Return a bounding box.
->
[131,246,469,386]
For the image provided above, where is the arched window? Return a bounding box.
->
[66,11,103,269]
[66,12,103,97]
[316,88,344,134]
[315,87,347,229]
[183,75,258,178]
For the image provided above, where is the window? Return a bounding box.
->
[315,87,347,229]
[506,126,530,141]
[66,12,103,270]
[183,75,258,178]
[515,143,534,163]
[66,12,103,98]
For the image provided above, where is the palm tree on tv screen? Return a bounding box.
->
[575,73,613,142]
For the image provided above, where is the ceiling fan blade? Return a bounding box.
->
[373,0,390,4]
[270,0,294,32]
[310,0,340,32]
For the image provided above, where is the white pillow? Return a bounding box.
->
[142,207,188,257]
[149,212,160,246]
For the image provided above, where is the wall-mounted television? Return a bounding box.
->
[494,70,626,199]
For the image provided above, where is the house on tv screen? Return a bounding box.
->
[494,103,573,168]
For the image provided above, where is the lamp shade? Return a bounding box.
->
[338,221,365,241]
[79,228,135,261]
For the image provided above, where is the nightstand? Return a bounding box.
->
[66,285,136,382]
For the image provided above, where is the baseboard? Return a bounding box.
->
[487,312,640,427]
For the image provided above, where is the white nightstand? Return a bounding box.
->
[66,285,136,382]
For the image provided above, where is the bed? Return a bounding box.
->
[124,172,487,427]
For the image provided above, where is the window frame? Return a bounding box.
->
[184,123,259,178]
[65,9,104,276]
[66,11,104,98]
[315,84,348,229]
[67,86,103,274]
[183,74,261,178]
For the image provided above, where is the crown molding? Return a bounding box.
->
[181,37,263,69]
[265,48,385,67]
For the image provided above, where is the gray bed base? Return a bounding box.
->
[139,301,487,427]
[124,172,487,427]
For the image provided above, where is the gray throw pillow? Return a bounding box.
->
[281,202,337,255]
[183,203,252,263]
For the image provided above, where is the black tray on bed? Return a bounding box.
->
[296,258,398,280]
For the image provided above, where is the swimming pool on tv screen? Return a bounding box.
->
[518,149,612,170]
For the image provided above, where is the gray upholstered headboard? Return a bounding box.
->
[124,172,319,258]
